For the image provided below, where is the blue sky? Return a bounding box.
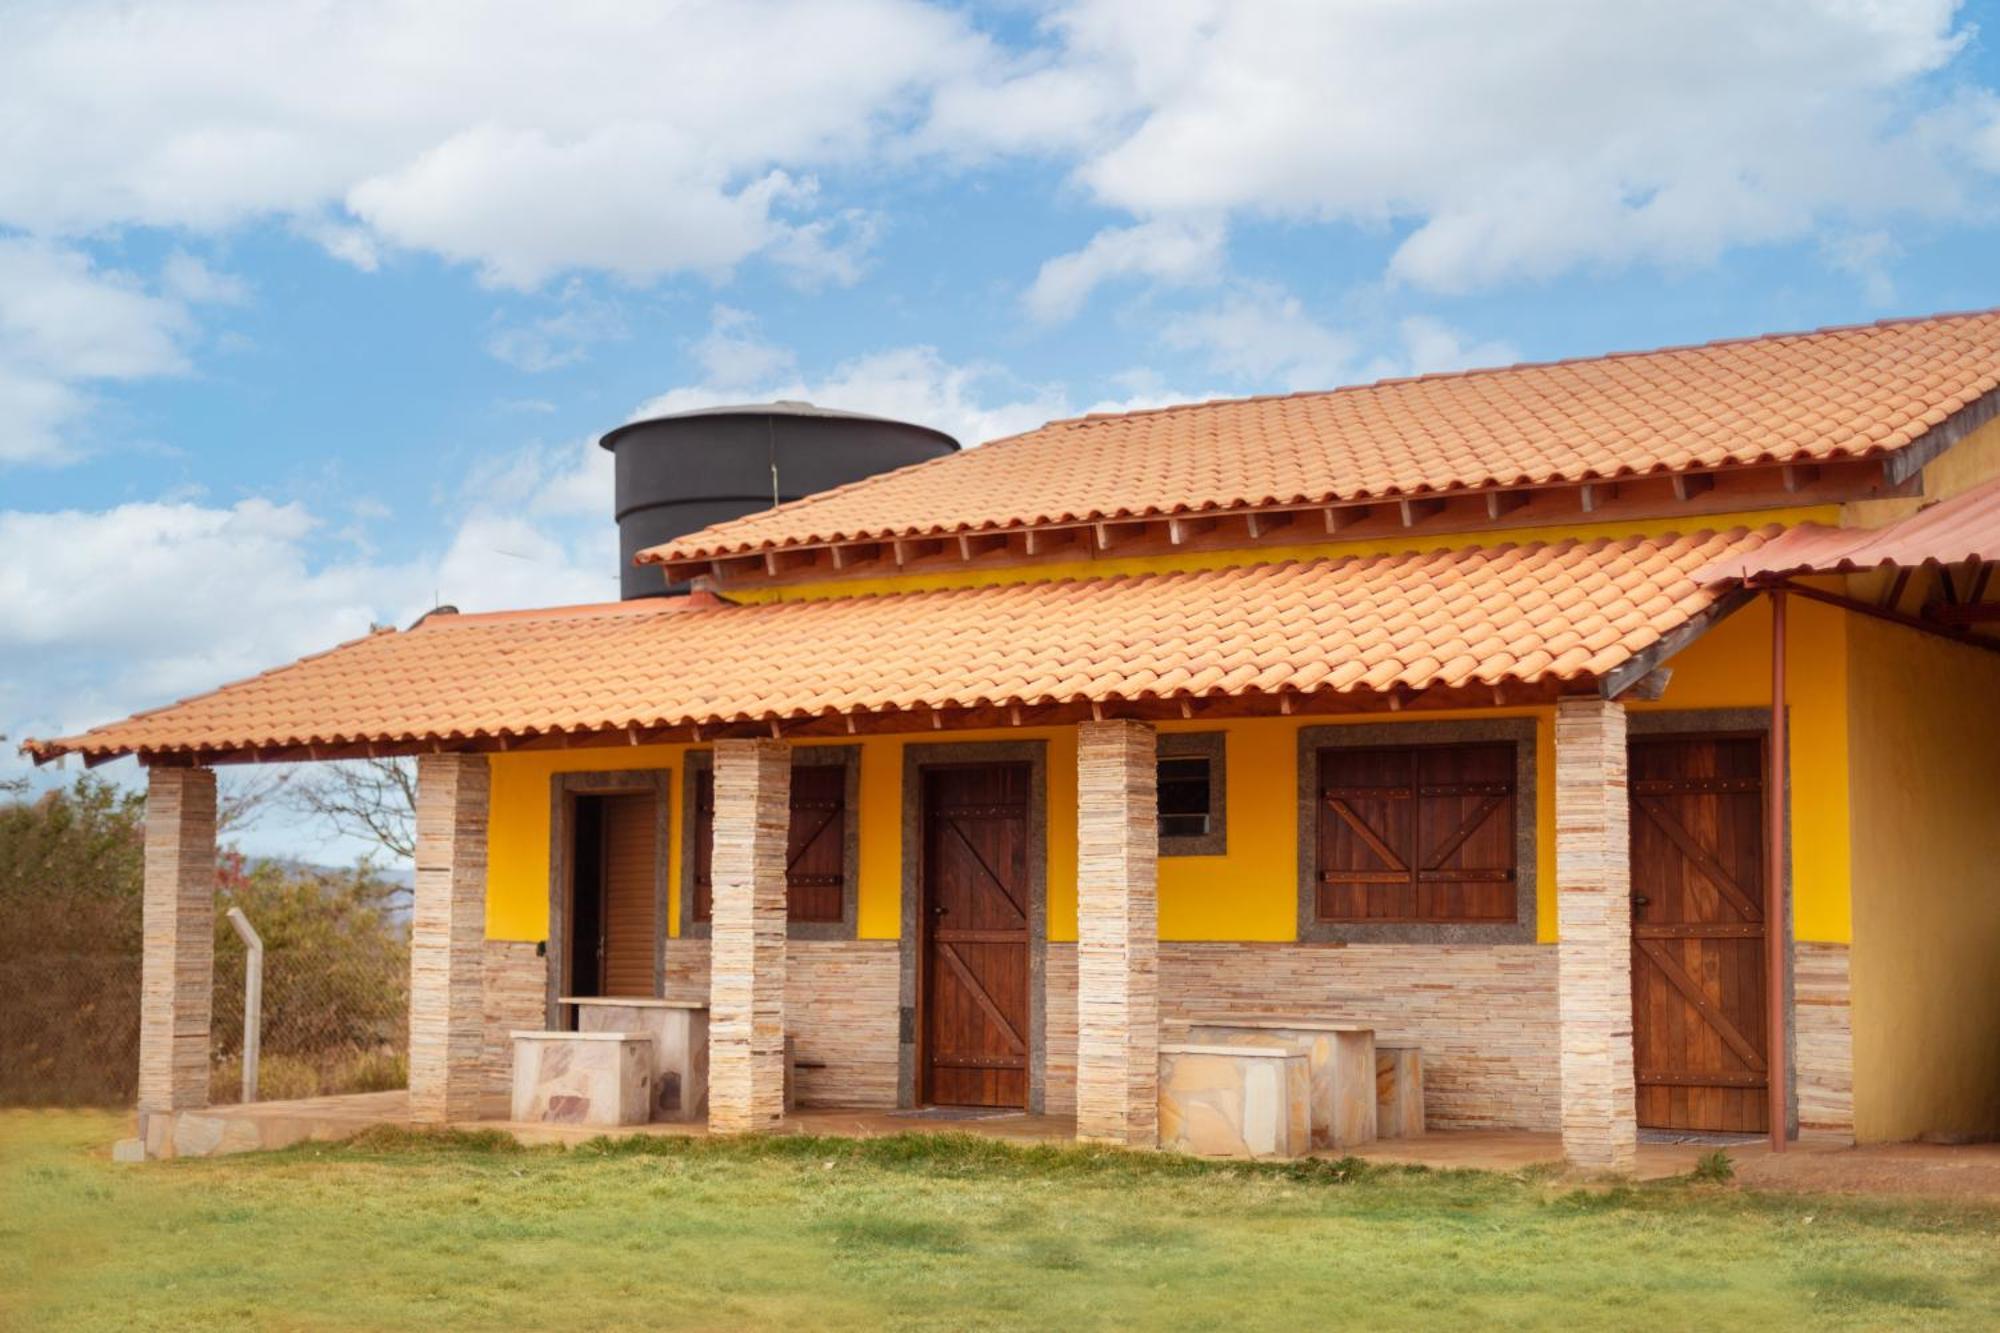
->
[6,0,2000,859]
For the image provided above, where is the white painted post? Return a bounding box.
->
[226,907,263,1104]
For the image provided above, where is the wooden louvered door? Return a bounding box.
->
[594,792,658,998]
[920,764,1031,1108]
[1629,736,1769,1133]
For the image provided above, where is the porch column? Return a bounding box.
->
[410,753,488,1124]
[708,738,790,1134]
[138,766,216,1120]
[1075,719,1159,1147]
[1554,698,1638,1172]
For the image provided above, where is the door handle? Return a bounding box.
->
[1631,894,1651,908]
[931,905,949,917]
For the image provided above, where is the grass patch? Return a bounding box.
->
[1691,1149,1736,1183]
[5,1110,1999,1331]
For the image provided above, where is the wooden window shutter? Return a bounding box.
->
[691,761,847,924]
[598,792,659,996]
[1315,742,1516,924]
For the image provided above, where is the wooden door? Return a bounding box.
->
[596,792,658,998]
[920,764,1031,1108]
[1629,736,1769,1133]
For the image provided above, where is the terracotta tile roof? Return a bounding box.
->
[648,310,2000,562]
[25,529,1774,764]
[1701,473,2000,579]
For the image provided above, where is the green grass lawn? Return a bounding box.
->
[4,1111,1998,1330]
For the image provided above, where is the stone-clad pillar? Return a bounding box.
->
[1555,698,1637,1172]
[708,738,791,1134]
[139,766,217,1118]
[1075,719,1159,1147]
[410,753,489,1124]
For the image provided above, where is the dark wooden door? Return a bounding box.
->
[920,764,1031,1108]
[1629,736,1769,1133]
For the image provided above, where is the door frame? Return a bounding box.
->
[545,769,671,1025]
[1626,708,1794,1136]
[898,741,1048,1112]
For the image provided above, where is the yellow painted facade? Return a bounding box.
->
[485,512,1858,951]
[1845,616,2000,1142]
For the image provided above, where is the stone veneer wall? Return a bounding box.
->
[1044,941,1560,1129]
[1794,940,1855,1141]
[663,939,900,1109]
[481,940,546,1100]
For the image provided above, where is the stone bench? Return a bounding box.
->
[510,1031,654,1127]
[1158,1044,1312,1159]
[563,997,708,1123]
[1187,1021,1377,1150]
[1376,1045,1425,1138]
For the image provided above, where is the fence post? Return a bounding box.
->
[226,907,263,1104]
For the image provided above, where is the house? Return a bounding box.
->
[25,310,2000,1172]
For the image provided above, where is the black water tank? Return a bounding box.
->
[598,401,959,599]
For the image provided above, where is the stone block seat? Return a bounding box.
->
[1188,1020,1377,1150]
[1376,1045,1426,1138]
[564,998,708,1123]
[1158,1044,1312,1159]
[510,1031,654,1128]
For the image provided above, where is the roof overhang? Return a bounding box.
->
[21,529,1774,769]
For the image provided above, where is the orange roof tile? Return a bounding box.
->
[648,311,2000,562]
[25,529,1774,764]
[1700,473,2000,579]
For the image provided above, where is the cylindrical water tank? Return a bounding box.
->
[598,401,958,599]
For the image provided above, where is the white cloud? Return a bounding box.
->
[1161,284,1517,391]
[484,280,630,373]
[689,305,798,388]
[0,238,194,464]
[1025,218,1224,322]
[971,0,2000,301]
[1371,317,1519,381]
[161,252,250,306]
[0,0,992,289]
[1159,283,1355,391]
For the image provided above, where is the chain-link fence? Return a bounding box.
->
[0,918,408,1108]
[0,795,409,1109]
[209,918,408,1105]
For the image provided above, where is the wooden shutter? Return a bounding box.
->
[599,792,658,996]
[691,769,714,922]
[785,765,846,922]
[1316,742,1516,923]
[691,761,847,924]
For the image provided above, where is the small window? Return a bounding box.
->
[1158,732,1226,856]
[1158,757,1212,838]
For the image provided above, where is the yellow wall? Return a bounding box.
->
[1846,616,2000,1142]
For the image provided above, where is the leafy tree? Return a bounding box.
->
[0,773,408,1106]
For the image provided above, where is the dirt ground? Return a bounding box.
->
[1729,1140,2000,1200]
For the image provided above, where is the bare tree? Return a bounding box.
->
[218,767,294,835]
[284,758,417,861]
